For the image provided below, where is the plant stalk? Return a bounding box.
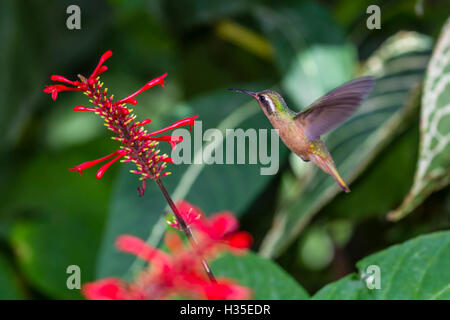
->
[155,178,216,282]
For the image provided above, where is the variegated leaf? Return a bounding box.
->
[388,18,450,221]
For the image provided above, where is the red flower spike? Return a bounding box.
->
[73,106,97,112]
[114,73,167,106]
[69,149,124,176]
[45,51,196,195]
[116,235,171,269]
[90,50,113,79]
[96,150,127,179]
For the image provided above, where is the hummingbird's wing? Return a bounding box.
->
[295,76,375,141]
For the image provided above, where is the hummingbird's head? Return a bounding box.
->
[228,88,287,117]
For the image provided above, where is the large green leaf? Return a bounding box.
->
[11,218,98,299]
[254,1,356,108]
[260,32,433,258]
[388,18,450,221]
[96,88,289,279]
[162,0,252,31]
[4,145,112,299]
[212,252,309,300]
[312,231,450,299]
[0,252,23,299]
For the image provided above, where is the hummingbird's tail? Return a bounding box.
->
[310,154,350,193]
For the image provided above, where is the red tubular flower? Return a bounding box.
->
[73,106,97,112]
[43,84,81,100]
[114,73,167,106]
[145,115,198,137]
[83,231,252,300]
[96,150,127,179]
[136,119,152,127]
[50,75,80,86]
[143,135,184,150]
[69,149,126,176]
[90,50,112,79]
[44,50,197,195]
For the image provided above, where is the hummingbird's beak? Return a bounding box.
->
[228,88,257,98]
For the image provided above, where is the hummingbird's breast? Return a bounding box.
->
[269,117,311,160]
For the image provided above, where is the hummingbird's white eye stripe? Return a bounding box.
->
[267,97,275,113]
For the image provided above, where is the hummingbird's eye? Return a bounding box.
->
[259,95,266,102]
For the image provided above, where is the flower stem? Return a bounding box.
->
[155,178,216,282]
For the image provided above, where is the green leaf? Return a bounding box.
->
[281,44,356,109]
[312,231,450,299]
[255,1,349,72]
[212,252,309,300]
[163,0,252,31]
[11,218,97,299]
[260,32,433,258]
[388,18,450,221]
[96,88,289,279]
[0,252,23,299]
[4,146,111,298]
[254,1,356,108]
[323,121,419,220]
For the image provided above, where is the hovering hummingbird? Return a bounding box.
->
[229,76,375,193]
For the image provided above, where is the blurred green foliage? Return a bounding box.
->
[0,0,449,299]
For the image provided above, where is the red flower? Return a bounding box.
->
[168,200,202,230]
[203,279,251,300]
[83,232,252,300]
[168,201,253,252]
[82,278,143,300]
[116,235,171,269]
[194,212,253,251]
[44,50,198,195]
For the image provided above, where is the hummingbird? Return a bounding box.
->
[229,76,375,193]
